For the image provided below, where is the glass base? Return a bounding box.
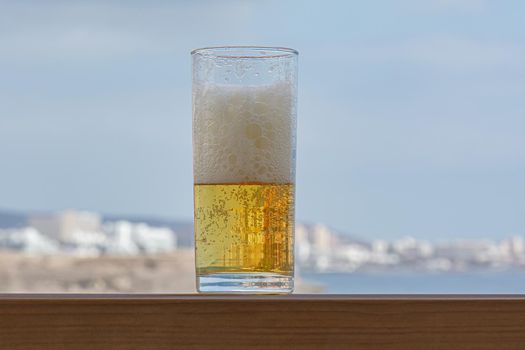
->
[197,272,293,294]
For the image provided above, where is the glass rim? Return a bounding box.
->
[191,46,298,59]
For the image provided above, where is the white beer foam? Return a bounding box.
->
[193,82,295,184]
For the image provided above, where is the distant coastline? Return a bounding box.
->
[1,209,524,274]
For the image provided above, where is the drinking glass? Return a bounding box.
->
[192,46,298,293]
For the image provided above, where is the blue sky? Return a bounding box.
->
[1,0,524,240]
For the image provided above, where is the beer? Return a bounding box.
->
[194,183,294,276]
[192,46,298,293]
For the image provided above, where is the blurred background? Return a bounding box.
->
[1,0,524,293]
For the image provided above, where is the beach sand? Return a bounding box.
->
[0,250,322,293]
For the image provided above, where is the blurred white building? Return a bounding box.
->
[0,227,58,254]
[295,224,311,264]
[392,236,433,261]
[15,210,178,256]
[29,210,101,242]
[312,224,333,256]
[103,221,177,255]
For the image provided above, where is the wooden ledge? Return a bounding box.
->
[1,294,524,349]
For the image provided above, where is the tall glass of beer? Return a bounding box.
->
[192,47,298,293]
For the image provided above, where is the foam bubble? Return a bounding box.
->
[193,82,295,184]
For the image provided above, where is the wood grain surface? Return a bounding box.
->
[0,294,524,350]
